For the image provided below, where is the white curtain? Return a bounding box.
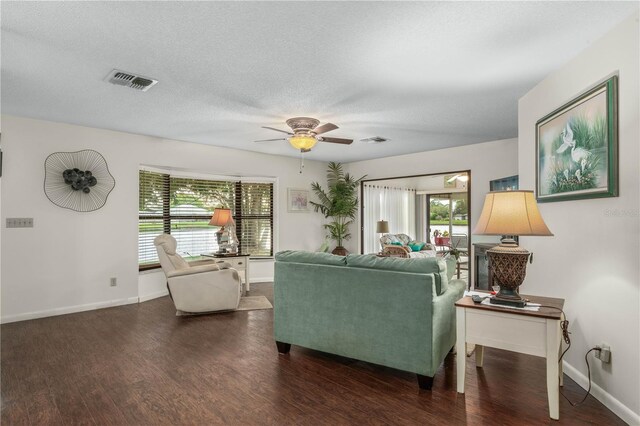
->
[363,184,416,253]
[415,194,427,243]
[363,184,381,255]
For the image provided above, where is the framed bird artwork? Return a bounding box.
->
[535,75,618,203]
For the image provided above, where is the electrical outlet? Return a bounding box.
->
[110,277,117,287]
[595,344,611,363]
[6,218,34,228]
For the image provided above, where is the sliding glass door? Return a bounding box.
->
[427,194,451,243]
[427,193,468,247]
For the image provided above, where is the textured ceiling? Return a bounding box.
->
[1,2,637,162]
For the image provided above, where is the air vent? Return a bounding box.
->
[360,136,389,144]
[105,69,158,92]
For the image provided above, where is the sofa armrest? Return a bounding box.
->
[382,245,410,257]
[430,279,466,373]
[449,279,466,291]
[167,263,221,278]
[422,242,436,251]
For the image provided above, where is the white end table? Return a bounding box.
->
[201,253,251,293]
[455,294,565,420]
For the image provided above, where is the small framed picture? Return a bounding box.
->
[288,188,309,212]
[490,175,519,192]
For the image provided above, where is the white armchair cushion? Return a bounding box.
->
[154,234,189,270]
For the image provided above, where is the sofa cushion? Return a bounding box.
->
[396,234,412,245]
[386,235,401,244]
[346,254,449,294]
[346,253,437,273]
[407,251,436,259]
[275,250,347,266]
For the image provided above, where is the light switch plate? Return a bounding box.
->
[6,218,34,228]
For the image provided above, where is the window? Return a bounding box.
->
[139,170,274,269]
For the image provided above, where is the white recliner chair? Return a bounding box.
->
[153,234,241,314]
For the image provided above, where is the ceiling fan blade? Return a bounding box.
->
[261,126,293,135]
[319,136,353,145]
[447,174,461,183]
[313,123,338,135]
[254,138,287,142]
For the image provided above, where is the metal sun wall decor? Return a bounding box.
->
[44,150,115,212]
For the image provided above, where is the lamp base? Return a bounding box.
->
[487,239,530,309]
[492,283,526,307]
[490,296,526,308]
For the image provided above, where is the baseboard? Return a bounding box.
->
[0,297,140,324]
[563,361,639,425]
[1,278,274,323]
[138,278,272,303]
[139,289,169,303]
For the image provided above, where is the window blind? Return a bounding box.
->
[139,171,168,267]
[237,182,273,256]
[138,170,274,270]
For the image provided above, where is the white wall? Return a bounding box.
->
[345,138,518,259]
[518,13,639,424]
[0,115,328,322]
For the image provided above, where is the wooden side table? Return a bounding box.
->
[455,294,565,420]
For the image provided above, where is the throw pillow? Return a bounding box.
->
[390,241,404,246]
[409,242,425,252]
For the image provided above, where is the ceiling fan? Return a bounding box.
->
[255,117,353,153]
[447,173,469,183]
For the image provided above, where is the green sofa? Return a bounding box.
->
[274,251,466,389]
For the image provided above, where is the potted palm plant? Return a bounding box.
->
[311,162,366,255]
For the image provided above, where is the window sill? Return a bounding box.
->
[139,256,274,274]
[139,267,162,275]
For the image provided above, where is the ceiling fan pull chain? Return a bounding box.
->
[299,151,305,174]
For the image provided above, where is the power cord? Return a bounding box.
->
[535,304,597,407]
[562,347,598,406]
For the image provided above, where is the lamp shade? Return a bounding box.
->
[209,208,233,227]
[376,220,389,233]
[473,190,553,236]
[289,134,317,150]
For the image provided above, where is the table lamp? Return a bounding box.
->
[376,220,389,251]
[473,190,553,307]
[209,208,235,254]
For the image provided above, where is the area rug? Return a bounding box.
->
[175,296,273,316]
[237,295,273,311]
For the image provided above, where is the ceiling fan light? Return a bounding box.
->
[289,135,317,151]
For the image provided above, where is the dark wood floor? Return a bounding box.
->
[1,282,623,425]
